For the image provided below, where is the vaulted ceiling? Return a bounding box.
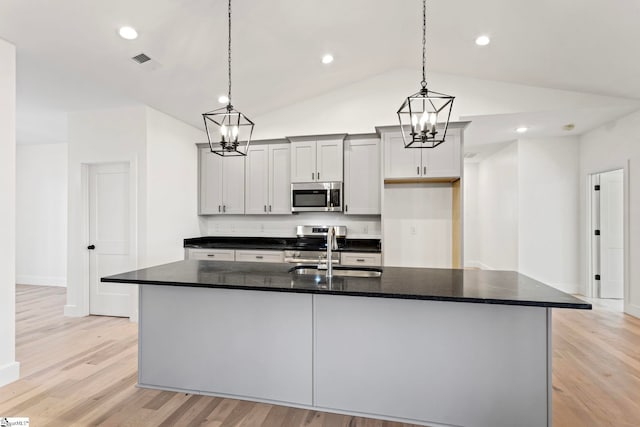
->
[1,0,639,144]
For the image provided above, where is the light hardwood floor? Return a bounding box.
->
[1,285,639,426]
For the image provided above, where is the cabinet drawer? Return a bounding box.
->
[235,250,284,263]
[341,253,382,267]
[187,249,235,261]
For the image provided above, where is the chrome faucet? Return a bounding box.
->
[325,226,338,278]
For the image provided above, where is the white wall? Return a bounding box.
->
[66,105,204,317]
[0,37,19,387]
[200,213,380,240]
[579,109,640,317]
[66,105,147,317]
[251,69,639,140]
[383,184,452,268]
[518,137,580,293]
[474,142,519,271]
[463,162,480,266]
[16,143,68,286]
[145,107,202,266]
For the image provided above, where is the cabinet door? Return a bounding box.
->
[235,250,285,263]
[199,148,223,214]
[187,248,235,261]
[290,141,317,183]
[344,138,380,215]
[245,145,269,214]
[341,252,382,266]
[269,144,291,214]
[383,133,422,179]
[221,156,245,214]
[423,131,461,178]
[317,139,344,182]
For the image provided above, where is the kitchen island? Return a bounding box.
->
[103,260,590,427]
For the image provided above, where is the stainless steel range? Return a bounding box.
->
[283,225,347,265]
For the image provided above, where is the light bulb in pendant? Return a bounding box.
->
[220,124,227,142]
[411,114,419,132]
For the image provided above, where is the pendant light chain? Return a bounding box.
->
[227,0,232,106]
[421,0,427,89]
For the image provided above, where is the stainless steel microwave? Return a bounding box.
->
[291,182,343,212]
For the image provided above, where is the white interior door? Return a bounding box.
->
[89,163,133,317]
[599,169,624,299]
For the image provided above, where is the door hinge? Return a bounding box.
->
[594,185,600,191]
[594,229,601,236]
[595,274,601,281]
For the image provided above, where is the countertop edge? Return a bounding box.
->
[101,277,592,310]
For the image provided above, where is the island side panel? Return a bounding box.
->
[139,285,313,406]
[313,295,549,427]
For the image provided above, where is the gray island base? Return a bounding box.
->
[104,260,591,427]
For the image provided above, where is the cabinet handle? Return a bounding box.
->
[417,166,420,175]
[317,172,320,180]
[223,205,226,213]
[207,254,215,257]
[423,166,427,175]
[264,205,267,212]
[356,259,365,262]
[218,205,221,212]
[256,255,264,259]
[269,205,272,212]
[345,205,348,213]
[312,172,314,180]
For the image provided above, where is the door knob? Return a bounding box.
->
[87,245,96,250]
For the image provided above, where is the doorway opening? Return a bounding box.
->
[588,169,625,311]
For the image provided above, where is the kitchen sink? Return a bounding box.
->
[288,265,383,278]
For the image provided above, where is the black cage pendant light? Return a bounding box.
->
[203,0,254,156]
[397,0,454,149]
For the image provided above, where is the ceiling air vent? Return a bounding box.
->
[464,152,478,159]
[132,53,151,64]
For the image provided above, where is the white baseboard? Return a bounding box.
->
[625,304,640,319]
[16,275,66,287]
[64,304,87,317]
[464,260,493,270]
[0,361,20,387]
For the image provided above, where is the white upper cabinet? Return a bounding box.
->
[383,128,461,179]
[199,147,245,215]
[290,136,345,183]
[316,139,344,182]
[344,138,381,215]
[422,131,460,178]
[383,133,422,179]
[245,143,291,215]
[269,144,292,214]
[245,145,269,214]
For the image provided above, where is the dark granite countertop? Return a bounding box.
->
[102,260,591,309]
[184,236,381,253]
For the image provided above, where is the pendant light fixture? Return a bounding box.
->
[397,0,454,149]
[203,0,254,156]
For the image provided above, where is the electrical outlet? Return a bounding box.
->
[260,223,265,233]
[363,225,369,234]
[410,226,417,235]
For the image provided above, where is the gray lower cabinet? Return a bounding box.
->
[139,285,313,405]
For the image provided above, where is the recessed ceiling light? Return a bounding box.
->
[218,95,229,104]
[475,35,490,46]
[322,54,334,64]
[516,126,528,134]
[118,26,138,40]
